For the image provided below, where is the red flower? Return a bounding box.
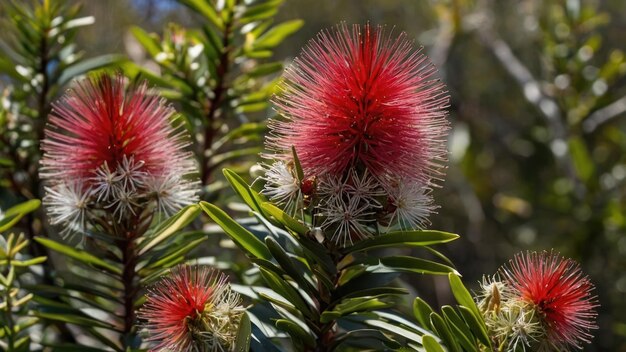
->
[268,23,449,185]
[40,74,198,228]
[139,265,240,351]
[502,251,598,349]
[41,74,188,180]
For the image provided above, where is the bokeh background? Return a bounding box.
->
[4,0,626,350]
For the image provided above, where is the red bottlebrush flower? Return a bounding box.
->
[139,265,244,351]
[41,74,198,230]
[268,23,449,185]
[41,74,188,180]
[501,251,598,350]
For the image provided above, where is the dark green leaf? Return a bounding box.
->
[261,202,308,236]
[413,297,435,330]
[275,319,315,348]
[234,312,251,352]
[458,306,492,349]
[253,20,304,50]
[320,296,393,323]
[344,230,459,254]
[265,237,316,294]
[34,237,121,275]
[258,268,313,318]
[442,306,478,352]
[138,204,201,256]
[430,312,460,352]
[222,168,265,214]
[200,201,271,260]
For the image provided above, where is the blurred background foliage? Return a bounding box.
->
[1,0,625,350]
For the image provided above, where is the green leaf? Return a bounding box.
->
[261,202,308,236]
[258,267,313,318]
[568,136,595,183]
[321,296,393,323]
[430,312,460,352]
[448,273,480,318]
[345,230,459,254]
[265,237,316,294]
[253,20,304,50]
[35,311,117,330]
[58,54,128,86]
[234,312,251,352]
[246,62,282,78]
[366,256,458,276]
[200,202,271,260]
[413,297,435,330]
[138,204,201,256]
[130,26,161,57]
[422,335,446,352]
[458,306,492,349]
[442,306,478,352]
[222,168,265,214]
[7,256,47,267]
[291,146,304,181]
[178,0,223,29]
[34,237,121,275]
[0,199,41,232]
[275,319,315,348]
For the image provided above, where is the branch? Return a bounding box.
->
[582,95,626,132]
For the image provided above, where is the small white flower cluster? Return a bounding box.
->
[43,154,199,236]
[477,276,542,352]
[259,159,437,247]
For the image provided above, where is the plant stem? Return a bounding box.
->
[119,232,139,348]
[201,0,239,186]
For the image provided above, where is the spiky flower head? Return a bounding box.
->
[268,23,449,185]
[260,24,449,247]
[138,265,245,352]
[501,251,598,350]
[40,74,199,235]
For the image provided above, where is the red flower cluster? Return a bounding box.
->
[268,23,449,185]
[502,251,598,350]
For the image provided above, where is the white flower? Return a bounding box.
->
[91,161,120,202]
[43,181,90,234]
[319,195,375,247]
[260,161,301,215]
[116,155,147,193]
[317,174,348,207]
[385,179,435,230]
[146,172,200,216]
[345,169,384,207]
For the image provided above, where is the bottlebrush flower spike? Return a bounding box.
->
[501,251,598,350]
[139,265,245,352]
[40,74,199,232]
[268,23,449,185]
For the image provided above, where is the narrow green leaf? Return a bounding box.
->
[8,256,47,267]
[178,0,223,28]
[458,306,492,349]
[265,237,316,294]
[568,136,595,182]
[222,168,265,214]
[261,202,308,235]
[275,319,315,348]
[253,20,304,50]
[430,312,461,352]
[345,230,459,254]
[58,55,128,86]
[321,296,393,323]
[442,306,478,352]
[0,199,40,232]
[130,26,161,57]
[422,335,446,352]
[246,62,282,77]
[291,146,304,181]
[413,297,435,330]
[448,273,480,318]
[35,311,116,330]
[138,204,201,256]
[234,312,251,352]
[366,256,458,276]
[259,268,313,318]
[200,202,271,260]
[34,237,121,275]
